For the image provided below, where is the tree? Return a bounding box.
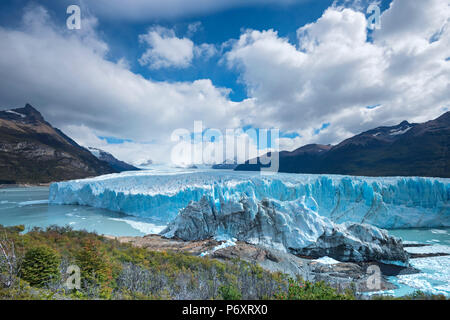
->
[218,284,242,300]
[21,246,61,287]
[0,232,21,288]
[75,239,112,286]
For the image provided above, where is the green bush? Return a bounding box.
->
[275,279,355,300]
[75,239,112,286]
[218,284,242,300]
[21,246,61,287]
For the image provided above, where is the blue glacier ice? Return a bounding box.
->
[49,170,449,229]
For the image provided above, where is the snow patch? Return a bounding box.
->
[389,127,412,136]
[5,110,26,118]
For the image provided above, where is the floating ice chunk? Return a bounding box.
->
[314,256,341,265]
[108,218,166,235]
[18,200,49,206]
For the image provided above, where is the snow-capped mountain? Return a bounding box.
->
[0,104,115,183]
[236,112,450,178]
[87,147,139,172]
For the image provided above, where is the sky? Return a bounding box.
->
[0,0,449,165]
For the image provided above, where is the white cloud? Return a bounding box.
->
[138,26,194,69]
[0,6,251,163]
[1,0,449,165]
[194,43,218,60]
[138,26,218,69]
[187,21,203,36]
[226,0,450,150]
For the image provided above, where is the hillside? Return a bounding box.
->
[235,112,450,178]
[87,147,140,172]
[0,104,116,184]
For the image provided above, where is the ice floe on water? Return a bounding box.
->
[314,256,341,265]
[18,200,49,206]
[393,255,450,296]
[108,218,166,235]
[405,244,450,255]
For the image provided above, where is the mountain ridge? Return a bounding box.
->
[235,112,450,178]
[87,147,140,172]
[0,104,117,183]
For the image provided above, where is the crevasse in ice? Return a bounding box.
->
[49,170,449,229]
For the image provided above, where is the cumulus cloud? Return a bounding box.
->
[0,0,449,164]
[226,0,450,150]
[138,26,194,69]
[138,26,218,69]
[0,5,250,163]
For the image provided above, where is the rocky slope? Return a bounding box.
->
[106,234,402,293]
[235,112,450,178]
[0,104,116,183]
[87,147,140,172]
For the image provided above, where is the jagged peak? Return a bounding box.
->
[0,103,46,123]
[15,103,45,120]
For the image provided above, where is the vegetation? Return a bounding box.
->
[1,224,447,301]
[21,246,60,287]
[0,224,288,300]
[275,279,355,300]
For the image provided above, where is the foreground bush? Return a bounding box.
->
[218,284,242,300]
[275,279,355,300]
[21,246,61,287]
[0,225,287,300]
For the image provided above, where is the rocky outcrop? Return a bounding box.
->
[106,234,402,293]
[161,195,409,265]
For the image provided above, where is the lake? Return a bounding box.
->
[1,186,448,297]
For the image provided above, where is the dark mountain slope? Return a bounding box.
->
[87,147,140,172]
[0,104,116,184]
[235,112,450,178]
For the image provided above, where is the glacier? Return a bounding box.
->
[161,194,409,263]
[48,170,449,263]
[49,170,449,229]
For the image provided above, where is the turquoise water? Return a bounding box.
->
[0,186,449,297]
[0,187,165,236]
[386,228,450,297]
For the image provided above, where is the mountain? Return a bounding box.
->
[235,112,450,178]
[137,159,153,167]
[0,104,116,184]
[87,147,140,172]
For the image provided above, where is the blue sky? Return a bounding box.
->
[0,0,448,165]
[0,0,391,103]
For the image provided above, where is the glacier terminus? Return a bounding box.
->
[49,170,449,264]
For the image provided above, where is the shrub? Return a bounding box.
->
[75,239,112,286]
[275,279,355,300]
[218,284,242,300]
[21,246,61,287]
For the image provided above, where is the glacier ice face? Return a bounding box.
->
[160,195,409,263]
[49,170,450,229]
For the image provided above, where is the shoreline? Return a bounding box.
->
[0,183,52,189]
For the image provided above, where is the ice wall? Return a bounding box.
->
[49,170,450,229]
